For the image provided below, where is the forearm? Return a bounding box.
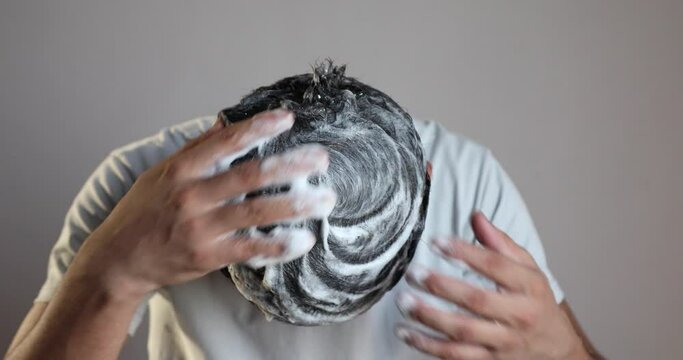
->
[6,258,144,360]
[560,301,605,360]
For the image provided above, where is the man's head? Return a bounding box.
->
[218,61,430,325]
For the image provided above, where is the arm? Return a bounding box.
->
[5,264,144,359]
[6,304,47,357]
[6,110,335,359]
[561,301,605,359]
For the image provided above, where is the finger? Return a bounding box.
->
[395,324,493,360]
[405,265,529,326]
[471,212,536,267]
[169,109,295,180]
[211,228,316,267]
[201,186,336,238]
[396,291,521,351]
[187,144,329,211]
[182,117,225,151]
[431,237,544,294]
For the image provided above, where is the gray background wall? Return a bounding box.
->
[1,1,681,359]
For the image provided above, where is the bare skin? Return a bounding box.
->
[5,109,336,359]
[6,114,602,359]
[396,212,604,359]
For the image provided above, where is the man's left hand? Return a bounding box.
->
[395,212,591,360]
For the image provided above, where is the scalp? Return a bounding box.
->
[218,60,430,325]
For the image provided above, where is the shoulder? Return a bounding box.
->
[413,118,500,199]
[414,118,494,171]
[412,118,527,246]
[62,115,216,233]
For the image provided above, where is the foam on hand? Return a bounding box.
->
[244,228,317,269]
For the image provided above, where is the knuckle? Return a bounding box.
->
[443,345,463,360]
[483,253,505,272]
[170,186,198,210]
[410,305,426,322]
[264,241,286,256]
[219,127,238,142]
[241,239,262,256]
[464,288,488,311]
[500,333,524,350]
[519,249,537,266]
[222,129,249,149]
[164,161,188,181]
[529,273,550,295]
[250,241,276,258]
[514,308,539,330]
[180,218,204,238]
[254,164,274,186]
[245,202,265,222]
[187,246,210,267]
[423,275,445,295]
[451,324,472,342]
[236,163,265,188]
[228,170,251,191]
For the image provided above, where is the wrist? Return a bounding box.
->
[565,337,593,360]
[68,235,153,304]
[67,259,149,306]
[22,252,147,360]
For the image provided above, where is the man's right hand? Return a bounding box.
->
[73,109,335,300]
[5,109,336,360]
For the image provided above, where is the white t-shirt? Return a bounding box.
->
[35,117,564,360]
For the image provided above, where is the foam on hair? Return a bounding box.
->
[217,61,430,325]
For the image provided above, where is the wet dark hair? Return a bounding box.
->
[218,61,430,325]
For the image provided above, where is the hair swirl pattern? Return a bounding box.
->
[217,61,430,325]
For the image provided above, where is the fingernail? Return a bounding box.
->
[245,229,316,268]
[394,325,414,342]
[251,109,294,132]
[292,187,337,217]
[405,264,431,287]
[396,291,418,318]
[282,229,316,258]
[210,117,223,130]
[430,236,455,256]
[473,210,491,224]
[310,189,337,217]
[430,238,472,271]
[290,144,329,169]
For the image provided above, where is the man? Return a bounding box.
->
[6,64,602,359]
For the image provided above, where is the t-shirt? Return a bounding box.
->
[35,117,564,360]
